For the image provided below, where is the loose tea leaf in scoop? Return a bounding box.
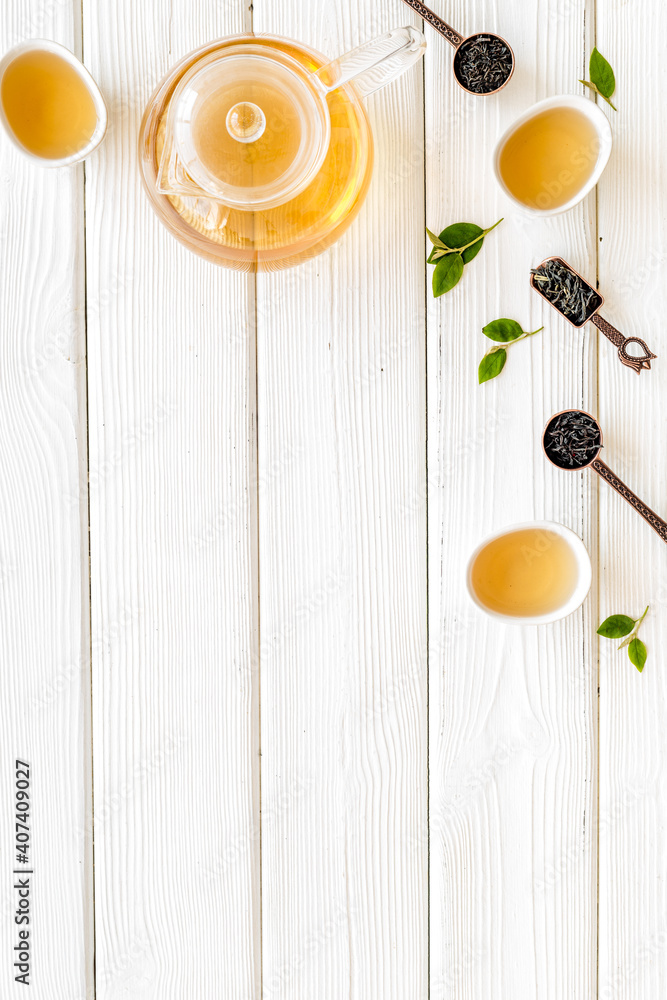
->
[531,259,602,327]
[543,410,602,469]
[531,256,657,373]
[453,35,513,94]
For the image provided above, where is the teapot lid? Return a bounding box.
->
[166,43,331,210]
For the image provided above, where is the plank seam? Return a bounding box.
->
[590,1,601,996]
[421,17,431,1000]
[245,5,262,1000]
[80,0,97,988]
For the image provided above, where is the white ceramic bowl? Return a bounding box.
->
[466,520,592,626]
[492,94,612,217]
[0,39,107,166]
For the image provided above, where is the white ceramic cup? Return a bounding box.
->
[0,39,107,166]
[492,94,612,217]
[466,520,592,626]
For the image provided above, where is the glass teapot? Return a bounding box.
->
[139,27,426,272]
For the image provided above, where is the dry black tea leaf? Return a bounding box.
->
[531,259,602,327]
[543,410,602,469]
[454,35,513,95]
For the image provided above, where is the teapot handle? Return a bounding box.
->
[313,26,426,99]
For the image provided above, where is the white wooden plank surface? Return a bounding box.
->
[426,2,598,996]
[0,3,92,998]
[6,0,667,996]
[83,1,260,996]
[597,4,667,997]
[252,3,428,998]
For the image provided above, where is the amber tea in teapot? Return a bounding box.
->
[139,28,426,271]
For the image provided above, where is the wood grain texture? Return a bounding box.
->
[252,4,428,998]
[426,2,598,996]
[597,3,667,997]
[83,1,260,996]
[6,0,666,995]
[0,4,92,999]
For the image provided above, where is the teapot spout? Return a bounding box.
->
[314,26,426,99]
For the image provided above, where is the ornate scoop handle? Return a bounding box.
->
[592,458,667,542]
[590,313,657,373]
[398,0,464,47]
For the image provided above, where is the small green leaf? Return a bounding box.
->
[428,224,482,264]
[427,219,502,265]
[590,47,616,99]
[482,318,525,343]
[580,78,617,111]
[628,637,647,673]
[478,349,507,384]
[433,253,464,297]
[597,614,635,639]
[426,227,450,252]
[440,223,485,264]
[580,79,601,96]
[580,47,617,110]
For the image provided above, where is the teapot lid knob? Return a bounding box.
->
[226,101,266,144]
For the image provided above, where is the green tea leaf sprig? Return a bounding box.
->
[427,219,503,297]
[478,318,544,384]
[597,605,649,672]
[580,47,617,110]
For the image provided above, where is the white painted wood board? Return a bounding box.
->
[0,3,92,998]
[252,3,428,998]
[426,2,598,996]
[4,0,667,996]
[597,2,667,997]
[83,1,260,996]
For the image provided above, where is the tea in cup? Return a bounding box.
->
[466,521,592,625]
[0,40,106,165]
[493,95,612,215]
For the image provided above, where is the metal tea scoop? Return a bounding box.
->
[543,409,667,543]
[531,256,657,374]
[399,0,514,95]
